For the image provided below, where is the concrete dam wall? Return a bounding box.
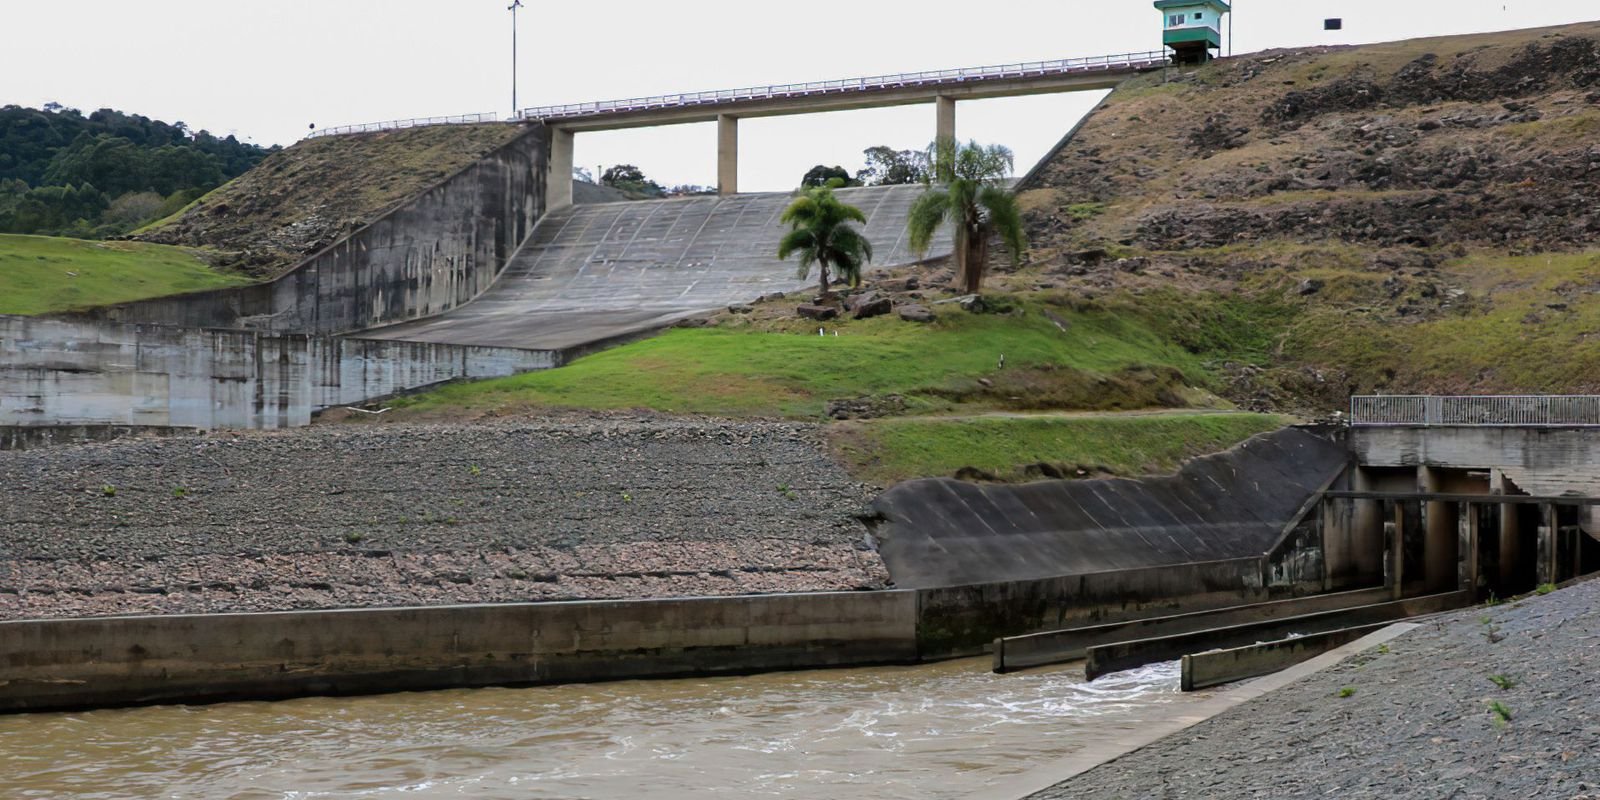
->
[359,184,954,351]
[80,125,552,337]
[869,428,1348,589]
[0,316,552,429]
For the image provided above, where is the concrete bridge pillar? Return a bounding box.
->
[548,127,574,210]
[936,95,956,145]
[718,114,738,195]
[1419,466,1461,593]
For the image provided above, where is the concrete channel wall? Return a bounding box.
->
[0,315,554,428]
[80,125,551,336]
[0,560,1294,713]
[1,592,920,713]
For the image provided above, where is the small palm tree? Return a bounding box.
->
[777,181,873,297]
[907,138,1026,294]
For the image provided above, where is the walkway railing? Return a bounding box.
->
[516,50,1171,122]
[1349,395,1600,427]
[306,113,499,139]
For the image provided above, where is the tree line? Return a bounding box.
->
[0,104,275,238]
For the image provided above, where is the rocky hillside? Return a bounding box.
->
[137,123,528,278]
[1019,21,1600,409]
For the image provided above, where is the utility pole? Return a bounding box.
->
[509,0,524,115]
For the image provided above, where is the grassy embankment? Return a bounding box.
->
[0,234,247,315]
[392,296,1226,419]
[829,411,1290,486]
[384,295,1290,484]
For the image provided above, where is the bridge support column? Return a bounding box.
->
[1350,467,1385,588]
[547,127,574,210]
[935,95,956,146]
[1537,503,1557,586]
[1419,466,1461,592]
[718,114,738,195]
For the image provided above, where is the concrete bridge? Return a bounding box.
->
[1328,395,1600,601]
[310,50,1169,203]
[528,50,1166,203]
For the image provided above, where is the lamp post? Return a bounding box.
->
[509,0,525,115]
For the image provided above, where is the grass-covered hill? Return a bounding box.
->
[1020,20,1600,407]
[137,123,528,278]
[0,234,246,315]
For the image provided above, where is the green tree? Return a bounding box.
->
[801,164,853,188]
[856,145,930,186]
[601,163,665,197]
[777,181,873,298]
[907,139,1026,294]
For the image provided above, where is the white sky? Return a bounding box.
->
[2,1,1595,191]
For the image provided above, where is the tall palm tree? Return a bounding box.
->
[907,138,1026,294]
[777,182,873,298]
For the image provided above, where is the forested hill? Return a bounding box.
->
[0,104,274,239]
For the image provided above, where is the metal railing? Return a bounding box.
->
[305,112,500,139]
[1349,395,1600,427]
[516,50,1171,122]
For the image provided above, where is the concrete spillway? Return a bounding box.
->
[359,185,953,352]
[869,428,1348,589]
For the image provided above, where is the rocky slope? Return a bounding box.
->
[1019,21,1600,409]
[1031,577,1600,799]
[137,123,528,278]
[0,416,886,619]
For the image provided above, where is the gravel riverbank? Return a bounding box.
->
[1030,578,1600,799]
[0,417,887,619]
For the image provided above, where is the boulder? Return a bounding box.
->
[797,303,839,321]
[849,291,893,319]
[877,276,921,293]
[727,303,755,314]
[897,304,934,323]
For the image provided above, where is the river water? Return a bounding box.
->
[1,659,1201,799]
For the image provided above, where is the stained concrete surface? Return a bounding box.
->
[359,185,954,351]
[870,428,1347,588]
[1027,578,1600,799]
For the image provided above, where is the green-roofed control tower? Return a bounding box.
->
[1155,0,1230,64]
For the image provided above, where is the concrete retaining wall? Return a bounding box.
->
[0,316,554,429]
[914,557,1269,657]
[81,125,551,336]
[0,591,919,713]
[1351,426,1600,471]
[1179,624,1387,691]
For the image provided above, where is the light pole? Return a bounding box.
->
[509,0,524,115]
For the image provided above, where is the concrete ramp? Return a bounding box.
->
[359,185,952,352]
[869,428,1347,589]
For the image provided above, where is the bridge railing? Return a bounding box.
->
[517,50,1171,122]
[305,113,500,140]
[1349,395,1600,427]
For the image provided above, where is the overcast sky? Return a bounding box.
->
[2,1,1595,191]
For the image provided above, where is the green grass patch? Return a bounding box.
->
[0,234,247,315]
[828,411,1287,486]
[392,300,1218,419]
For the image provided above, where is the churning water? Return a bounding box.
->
[1,659,1200,799]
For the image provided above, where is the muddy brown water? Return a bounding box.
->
[1,659,1205,799]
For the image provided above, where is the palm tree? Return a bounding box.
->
[907,138,1026,294]
[777,181,874,298]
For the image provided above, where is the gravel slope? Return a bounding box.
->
[0,417,887,619]
[1030,578,1600,799]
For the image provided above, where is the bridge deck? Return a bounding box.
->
[358,185,953,352]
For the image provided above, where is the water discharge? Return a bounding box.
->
[1,659,1203,799]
